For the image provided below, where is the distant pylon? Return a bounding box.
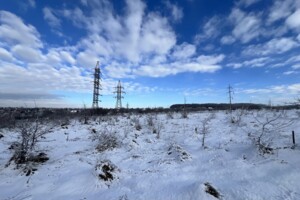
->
[114,80,125,109]
[92,61,101,108]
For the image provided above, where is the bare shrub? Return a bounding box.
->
[131,117,142,131]
[248,110,294,154]
[199,113,214,148]
[181,108,188,119]
[145,114,163,138]
[146,114,156,127]
[231,108,248,125]
[96,130,120,152]
[7,118,54,176]
[153,120,164,139]
[166,111,174,119]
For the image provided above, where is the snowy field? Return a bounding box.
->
[0,110,300,200]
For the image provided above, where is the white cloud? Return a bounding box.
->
[43,7,61,28]
[242,84,300,96]
[181,62,221,73]
[203,16,221,38]
[133,62,221,78]
[197,54,225,65]
[286,9,300,30]
[165,1,183,22]
[237,0,261,7]
[172,43,196,59]
[79,34,113,58]
[229,8,261,43]
[0,47,14,61]
[139,13,176,57]
[194,16,221,44]
[287,83,300,94]
[60,51,76,65]
[267,0,294,24]
[283,71,298,75]
[0,3,231,106]
[61,0,176,63]
[45,50,62,65]
[244,57,269,67]
[76,51,100,68]
[0,11,42,48]
[11,45,43,63]
[266,37,299,53]
[292,63,300,69]
[220,35,236,45]
[105,63,133,79]
[243,37,299,56]
[133,54,224,78]
[227,63,243,69]
[228,57,269,68]
[122,0,145,62]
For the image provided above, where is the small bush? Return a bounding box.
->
[8,119,54,168]
[146,114,155,127]
[96,131,120,152]
[131,117,142,131]
[166,112,174,119]
[181,109,188,119]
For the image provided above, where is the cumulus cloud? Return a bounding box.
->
[0,47,14,61]
[139,13,176,57]
[61,0,176,64]
[286,9,300,30]
[0,11,42,48]
[0,9,158,107]
[11,45,43,63]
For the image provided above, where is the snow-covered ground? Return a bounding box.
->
[0,110,300,200]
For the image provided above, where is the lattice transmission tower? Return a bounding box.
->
[114,80,125,109]
[92,61,101,108]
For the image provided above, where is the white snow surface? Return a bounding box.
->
[0,110,300,200]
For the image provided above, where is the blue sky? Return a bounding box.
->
[0,0,300,108]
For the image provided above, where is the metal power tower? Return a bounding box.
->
[92,61,101,108]
[114,80,125,109]
[228,84,234,122]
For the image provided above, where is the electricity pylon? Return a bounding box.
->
[228,84,234,122]
[114,80,125,109]
[92,61,101,108]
